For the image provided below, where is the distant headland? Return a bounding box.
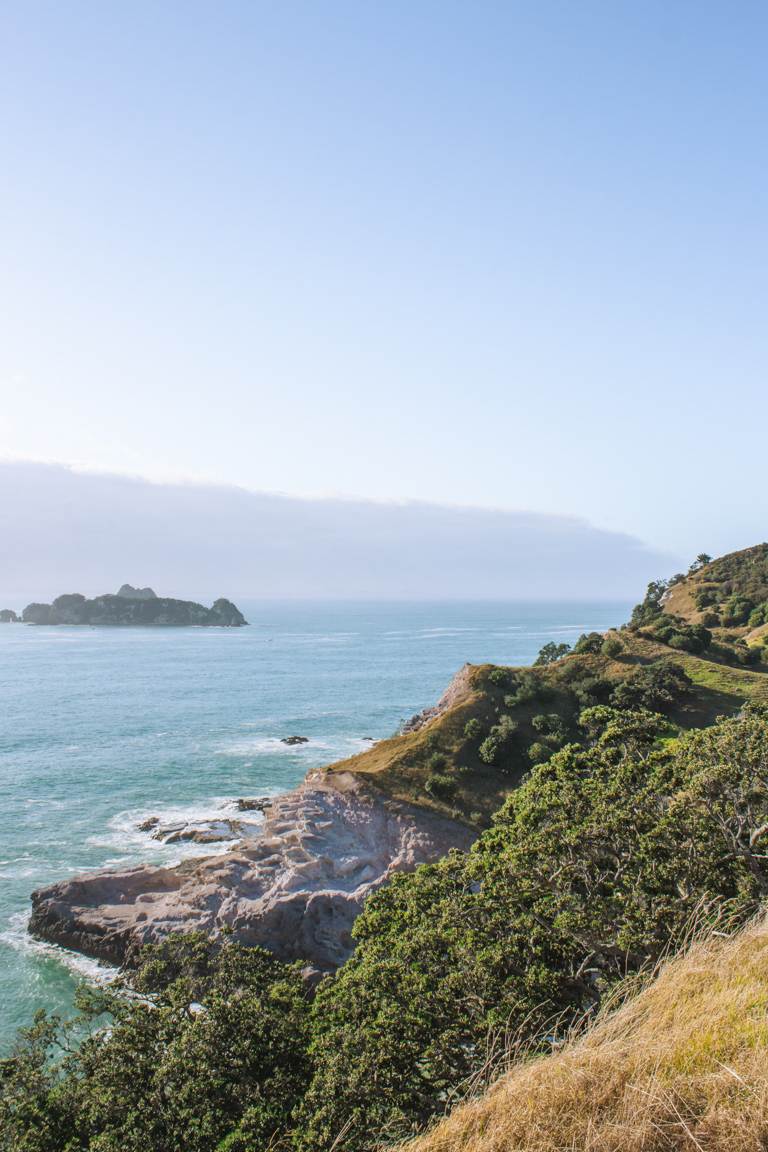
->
[10,585,248,627]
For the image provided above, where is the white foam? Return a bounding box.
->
[86,795,271,862]
[0,911,120,986]
[218,736,330,756]
[218,734,376,761]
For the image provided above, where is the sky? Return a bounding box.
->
[1,1,767,558]
[0,462,671,603]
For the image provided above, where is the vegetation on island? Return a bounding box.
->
[4,545,768,1151]
[20,589,247,627]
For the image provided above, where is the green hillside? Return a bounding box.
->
[321,546,768,825]
[6,543,768,1152]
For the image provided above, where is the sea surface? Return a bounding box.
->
[0,599,630,1051]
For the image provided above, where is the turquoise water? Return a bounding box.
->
[0,599,629,1051]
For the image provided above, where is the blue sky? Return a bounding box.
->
[1,1,766,556]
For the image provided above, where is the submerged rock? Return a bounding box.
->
[281,735,309,746]
[29,778,475,970]
[236,797,272,812]
[152,819,246,845]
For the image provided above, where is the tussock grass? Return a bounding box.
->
[399,920,768,1152]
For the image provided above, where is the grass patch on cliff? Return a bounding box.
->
[321,632,768,825]
[399,918,768,1152]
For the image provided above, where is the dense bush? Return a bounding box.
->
[609,660,690,712]
[425,771,457,802]
[478,715,518,766]
[749,603,768,628]
[572,632,604,655]
[601,634,623,658]
[534,641,571,666]
[630,579,669,627]
[0,939,311,1152]
[463,718,482,740]
[648,617,712,654]
[300,707,768,1148]
[720,597,754,627]
[5,701,768,1152]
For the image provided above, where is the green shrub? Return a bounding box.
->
[531,713,568,746]
[720,597,754,627]
[506,671,541,705]
[463,718,482,740]
[601,635,623,658]
[299,708,768,1149]
[0,936,311,1152]
[478,715,518,766]
[748,603,768,628]
[735,644,762,666]
[609,660,690,713]
[534,641,571,666]
[424,772,457,802]
[572,632,604,655]
[630,579,669,627]
[527,741,550,765]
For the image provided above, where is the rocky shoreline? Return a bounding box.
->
[29,773,475,971]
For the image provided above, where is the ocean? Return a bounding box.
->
[0,599,630,1051]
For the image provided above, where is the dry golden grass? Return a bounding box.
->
[399,920,768,1152]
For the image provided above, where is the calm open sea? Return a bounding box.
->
[0,599,630,1051]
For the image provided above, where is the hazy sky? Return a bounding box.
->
[0,462,672,603]
[1,2,767,556]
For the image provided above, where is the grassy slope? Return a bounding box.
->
[664,542,768,637]
[399,917,768,1152]
[319,545,768,825]
[320,632,768,825]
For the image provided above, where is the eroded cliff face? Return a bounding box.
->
[29,776,475,970]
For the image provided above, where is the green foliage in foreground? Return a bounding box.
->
[1,944,311,1152]
[4,708,768,1151]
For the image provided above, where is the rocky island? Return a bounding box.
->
[21,585,247,626]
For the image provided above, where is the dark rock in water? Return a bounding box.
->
[21,590,248,627]
[117,584,157,601]
[154,820,244,845]
[236,797,271,812]
[0,609,19,623]
[137,816,160,832]
[281,735,309,746]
